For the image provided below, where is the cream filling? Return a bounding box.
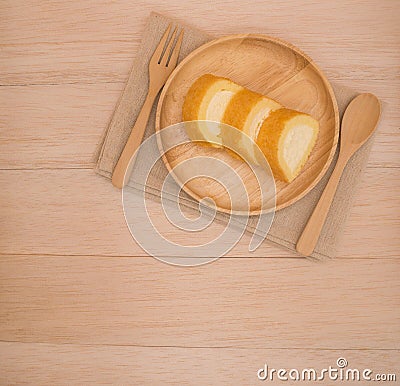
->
[248,105,274,140]
[237,136,257,164]
[202,90,235,143]
[206,90,234,123]
[283,125,314,172]
[239,105,275,164]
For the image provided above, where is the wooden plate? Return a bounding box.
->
[155,34,339,213]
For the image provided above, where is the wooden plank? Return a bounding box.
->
[0,83,398,170]
[0,169,292,258]
[0,40,138,86]
[1,39,398,87]
[0,83,123,169]
[0,255,399,349]
[0,342,399,385]
[0,168,398,258]
[1,0,398,126]
[1,0,398,46]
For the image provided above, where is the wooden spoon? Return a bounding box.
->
[296,93,381,256]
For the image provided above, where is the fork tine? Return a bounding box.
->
[159,26,178,66]
[167,29,184,68]
[151,23,172,62]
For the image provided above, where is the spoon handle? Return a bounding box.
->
[296,156,348,256]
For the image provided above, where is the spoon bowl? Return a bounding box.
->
[340,93,381,150]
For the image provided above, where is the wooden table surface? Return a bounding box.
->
[1,1,399,384]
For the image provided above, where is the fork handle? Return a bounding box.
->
[112,90,157,189]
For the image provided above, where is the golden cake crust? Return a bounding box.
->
[182,74,219,121]
[222,88,263,130]
[182,74,243,149]
[256,109,318,182]
[256,109,298,182]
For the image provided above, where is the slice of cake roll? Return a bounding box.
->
[221,88,282,163]
[256,109,319,182]
[182,74,319,183]
[182,74,243,147]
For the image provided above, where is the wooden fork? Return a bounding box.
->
[112,24,184,188]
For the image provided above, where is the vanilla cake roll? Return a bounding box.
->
[221,88,282,163]
[256,109,319,182]
[182,74,319,182]
[182,74,242,147]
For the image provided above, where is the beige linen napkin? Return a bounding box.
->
[94,12,374,259]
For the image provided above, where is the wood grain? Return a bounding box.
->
[1,1,399,46]
[1,342,399,385]
[0,83,123,169]
[1,255,399,349]
[1,0,399,383]
[0,168,398,258]
[1,39,397,86]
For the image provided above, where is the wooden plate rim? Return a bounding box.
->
[155,33,339,214]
